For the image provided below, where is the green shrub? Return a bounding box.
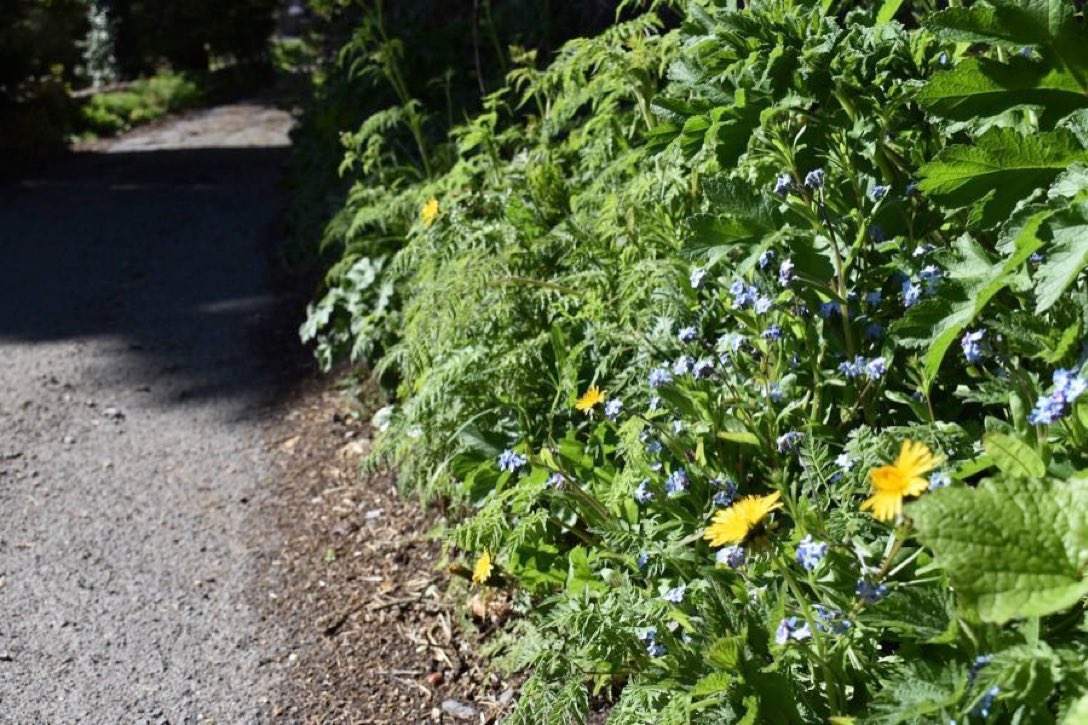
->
[301,0,1088,721]
[78,71,200,135]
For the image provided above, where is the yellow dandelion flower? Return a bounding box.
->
[472,550,493,584]
[703,491,783,547]
[420,198,440,227]
[575,385,605,413]
[860,439,942,522]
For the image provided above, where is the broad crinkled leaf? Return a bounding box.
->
[909,475,1088,623]
[924,0,1072,47]
[917,128,1088,228]
[917,57,1088,127]
[1035,200,1088,313]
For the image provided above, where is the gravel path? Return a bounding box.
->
[0,104,298,723]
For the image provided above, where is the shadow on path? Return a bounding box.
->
[0,108,316,721]
[0,145,311,415]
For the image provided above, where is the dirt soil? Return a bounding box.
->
[261,382,516,723]
[0,103,508,723]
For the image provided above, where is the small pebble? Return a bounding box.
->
[441,699,477,720]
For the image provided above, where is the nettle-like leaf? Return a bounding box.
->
[1035,199,1088,313]
[917,57,1088,129]
[865,661,968,725]
[925,0,1088,92]
[924,0,1074,49]
[910,475,1088,623]
[983,642,1061,712]
[917,128,1088,228]
[893,232,1040,388]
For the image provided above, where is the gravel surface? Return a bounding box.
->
[0,104,299,723]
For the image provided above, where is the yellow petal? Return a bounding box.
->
[860,490,902,522]
[472,550,493,584]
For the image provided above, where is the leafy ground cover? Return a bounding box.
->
[77,72,202,136]
[296,0,1088,721]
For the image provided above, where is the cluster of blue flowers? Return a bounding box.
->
[775,616,812,645]
[634,479,654,504]
[640,627,667,657]
[901,265,942,308]
[777,430,803,453]
[716,544,746,568]
[672,355,694,376]
[796,535,828,571]
[928,471,951,491]
[497,449,527,472]
[967,653,994,687]
[1028,368,1087,425]
[960,329,986,363]
[773,173,792,197]
[855,580,889,604]
[838,355,887,381]
[778,259,794,286]
[649,367,672,388]
[604,398,623,420]
[665,468,689,497]
[712,477,738,507]
[971,686,1000,719]
[730,279,764,309]
[662,585,686,603]
[812,604,851,635]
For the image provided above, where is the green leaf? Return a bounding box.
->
[1062,694,1088,724]
[876,0,905,25]
[917,128,1088,228]
[864,582,957,643]
[924,1,1073,48]
[917,57,1088,127]
[690,672,733,698]
[716,430,760,446]
[982,432,1046,478]
[705,634,744,670]
[866,661,968,725]
[984,642,1060,711]
[909,475,1088,623]
[1035,200,1088,313]
[897,232,1041,387]
[1042,322,1082,364]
